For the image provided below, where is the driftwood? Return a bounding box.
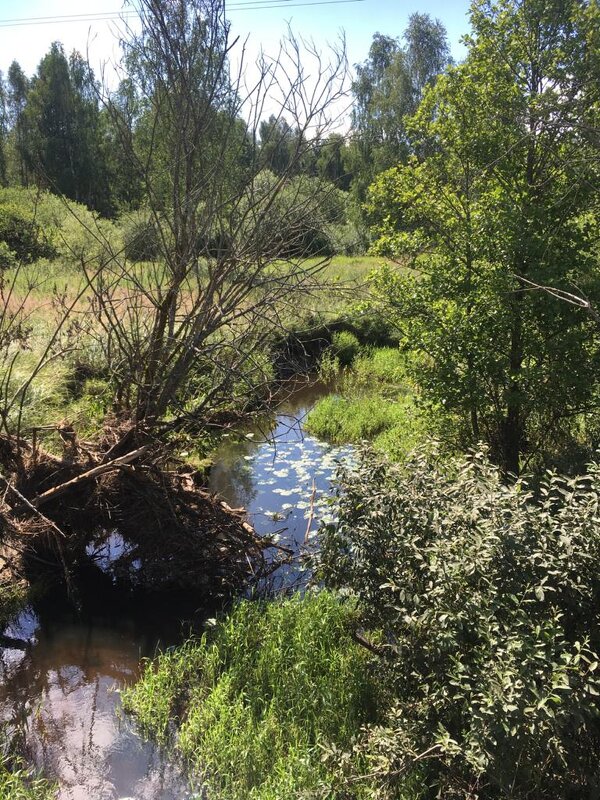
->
[0,471,77,600]
[1,472,66,537]
[12,445,151,513]
[0,430,274,600]
[198,489,256,536]
[100,427,138,463]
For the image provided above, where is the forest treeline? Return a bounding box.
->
[0,11,451,238]
[1,0,599,481]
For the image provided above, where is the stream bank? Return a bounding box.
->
[0,377,353,799]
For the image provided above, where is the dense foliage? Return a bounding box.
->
[317,449,600,797]
[0,202,55,265]
[0,6,453,240]
[368,0,600,475]
[1,0,600,797]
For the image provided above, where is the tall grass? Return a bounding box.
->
[0,737,54,800]
[123,591,380,800]
[306,347,426,461]
[313,255,384,284]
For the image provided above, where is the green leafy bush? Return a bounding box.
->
[240,171,346,258]
[0,187,119,267]
[348,310,399,348]
[0,203,56,264]
[318,449,600,798]
[124,591,379,800]
[0,242,17,270]
[331,330,361,366]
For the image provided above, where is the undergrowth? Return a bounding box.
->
[123,590,381,800]
[0,739,55,800]
[306,347,426,460]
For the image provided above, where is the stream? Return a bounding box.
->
[0,378,352,799]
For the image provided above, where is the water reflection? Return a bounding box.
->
[0,605,200,800]
[209,378,352,575]
[0,376,352,798]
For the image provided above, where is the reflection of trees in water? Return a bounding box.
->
[0,618,192,799]
[209,435,259,508]
[216,460,257,508]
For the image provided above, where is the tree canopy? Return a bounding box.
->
[368,0,600,475]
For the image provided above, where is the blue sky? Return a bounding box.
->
[0,0,472,78]
[228,0,472,66]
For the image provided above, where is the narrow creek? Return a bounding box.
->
[0,378,352,800]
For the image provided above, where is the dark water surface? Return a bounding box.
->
[0,600,199,799]
[0,378,351,799]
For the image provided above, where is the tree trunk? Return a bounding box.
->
[503,299,523,478]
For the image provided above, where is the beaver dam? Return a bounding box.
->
[0,423,271,604]
[0,379,352,799]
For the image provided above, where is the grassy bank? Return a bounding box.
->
[123,446,600,800]
[0,749,55,800]
[306,345,426,461]
[123,591,381,800]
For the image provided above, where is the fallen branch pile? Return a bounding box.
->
[0,424,275,599]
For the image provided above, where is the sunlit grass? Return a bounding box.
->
[306,347,427,461]
[123,591,380,800]
[0,750,55,800]
[309,254,386,284]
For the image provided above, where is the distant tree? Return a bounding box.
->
[68,52,112,214]
[24,43,77,197]
[316,133,352,190]
[259,115,296,175]
[350,17,451,204]
[22,43,109,212]
[404,11,452,105]
[102,78,144,211]
[350,33,403,197]
[6,61,29,186]
[0,73,6,185]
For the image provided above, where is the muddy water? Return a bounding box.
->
[0,378,351,799]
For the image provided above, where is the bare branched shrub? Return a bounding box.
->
[73,0,349,433]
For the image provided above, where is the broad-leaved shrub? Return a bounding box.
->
[318,449,600,798]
